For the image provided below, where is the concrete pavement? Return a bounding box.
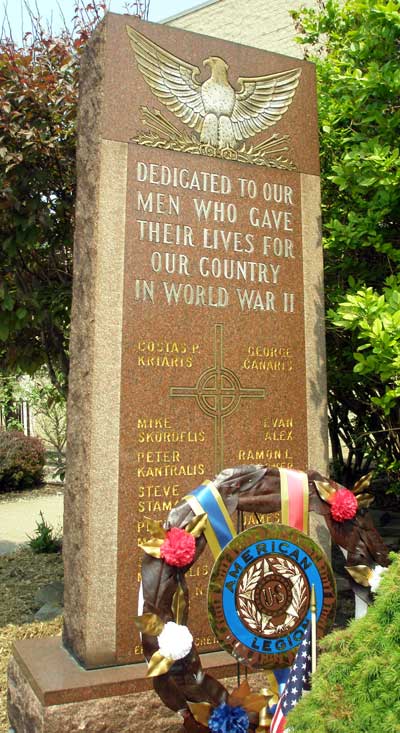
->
[0,492,63,555]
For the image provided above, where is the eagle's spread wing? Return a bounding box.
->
[126,26,205,132]
[231,68,301,143]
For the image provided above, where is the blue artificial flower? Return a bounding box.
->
[208,703,249,733]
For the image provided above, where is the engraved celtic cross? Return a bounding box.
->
[169,324,265,472]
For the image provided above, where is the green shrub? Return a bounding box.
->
[288,553,400,732]
[27,511,62,554]
[0,430,45,492]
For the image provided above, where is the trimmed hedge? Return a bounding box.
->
[0,430,45,492]
[288,553,400,732]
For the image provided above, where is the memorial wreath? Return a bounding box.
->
[135,465,389,732]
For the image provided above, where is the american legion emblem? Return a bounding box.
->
[126,26,301,170]
[208,524,336,669]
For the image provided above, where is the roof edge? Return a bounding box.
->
[160,0,220,25]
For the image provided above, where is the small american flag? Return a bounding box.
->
[270,622,312,733]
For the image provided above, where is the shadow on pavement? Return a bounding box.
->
[0,540,26,556]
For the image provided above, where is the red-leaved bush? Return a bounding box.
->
[0,430,45,491]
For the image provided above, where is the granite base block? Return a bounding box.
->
[8,657,180,733]
[7,638,238,733]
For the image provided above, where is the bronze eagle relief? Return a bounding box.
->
[126,25,302,170]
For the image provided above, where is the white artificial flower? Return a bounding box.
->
[157,621,193,660]
[370,565,388,594]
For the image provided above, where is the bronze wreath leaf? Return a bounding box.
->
[228,679,251,705]
[147,650,175,677]
[353,472,373,495]
[185,512,208,537]
[314,480,336,502]
[356,493,374,509]
[188,702,212,727]
[139,537,163,558]
[172,583,186,624]
[134,613,165,636]
[144,517,166,539]
[345,565,372,587]
[227,679,266,712]
[243,693,269,713]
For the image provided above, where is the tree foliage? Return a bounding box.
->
[294,0,400,488]
[0,2,148,397]
[15,371,67,478]
[1,5,96,396]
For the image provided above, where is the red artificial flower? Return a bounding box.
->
[160,527,196,567]
[330,487,358,522]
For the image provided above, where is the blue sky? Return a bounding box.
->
[2,0,202,41]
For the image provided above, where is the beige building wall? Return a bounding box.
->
[165,0,315,58]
